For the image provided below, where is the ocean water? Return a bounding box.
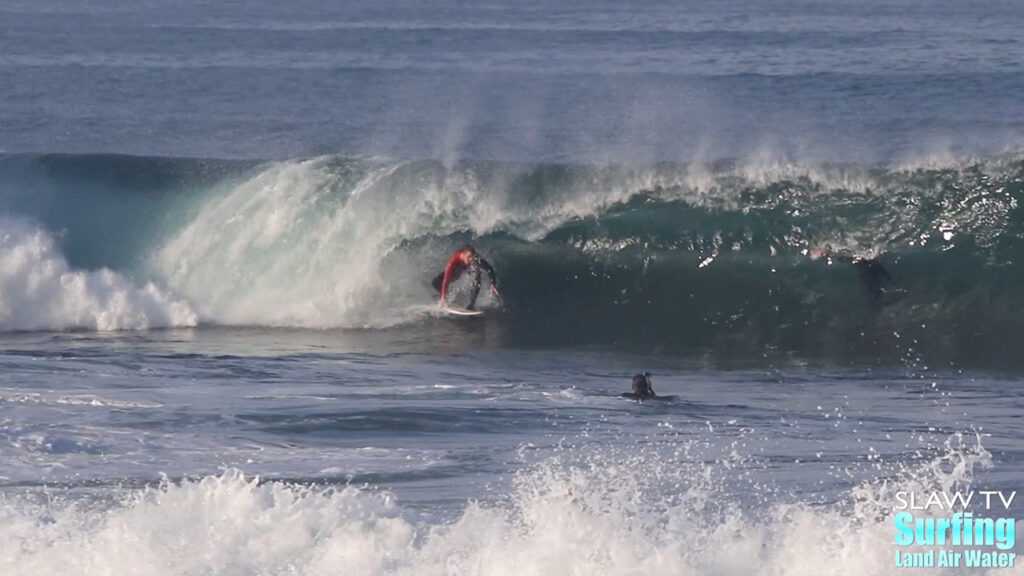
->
[2,1,1024,574]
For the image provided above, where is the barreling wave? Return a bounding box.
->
[1,151,1023,365]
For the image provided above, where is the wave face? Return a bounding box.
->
[2,152,1024,365]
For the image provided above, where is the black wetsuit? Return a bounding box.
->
[828,251,893,308]
[853,258,892,306]
[631,373,656,399]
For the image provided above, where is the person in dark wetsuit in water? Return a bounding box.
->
[631,372,656,399]
[433,244,500,310]
[814,245,893,308]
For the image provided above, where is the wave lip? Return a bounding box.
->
[0,216,197,332]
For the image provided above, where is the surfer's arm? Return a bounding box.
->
[478,257,500,294]
[439,254,461,306]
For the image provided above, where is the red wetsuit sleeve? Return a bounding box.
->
[439,253,464,303]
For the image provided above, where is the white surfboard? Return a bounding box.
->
[443,306,483,317]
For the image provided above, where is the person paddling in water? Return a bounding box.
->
[433,244,500,310]
[631,372,656,399]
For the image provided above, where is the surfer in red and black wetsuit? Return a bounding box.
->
[432,245,500,310]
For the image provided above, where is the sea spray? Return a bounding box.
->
[0,431,1003,575]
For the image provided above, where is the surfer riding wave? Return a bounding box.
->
[433,245,500,311]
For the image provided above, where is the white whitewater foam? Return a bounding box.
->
[0,216,197,331]
[0,433,1005,576]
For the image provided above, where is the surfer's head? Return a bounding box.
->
[459,244,476,264]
